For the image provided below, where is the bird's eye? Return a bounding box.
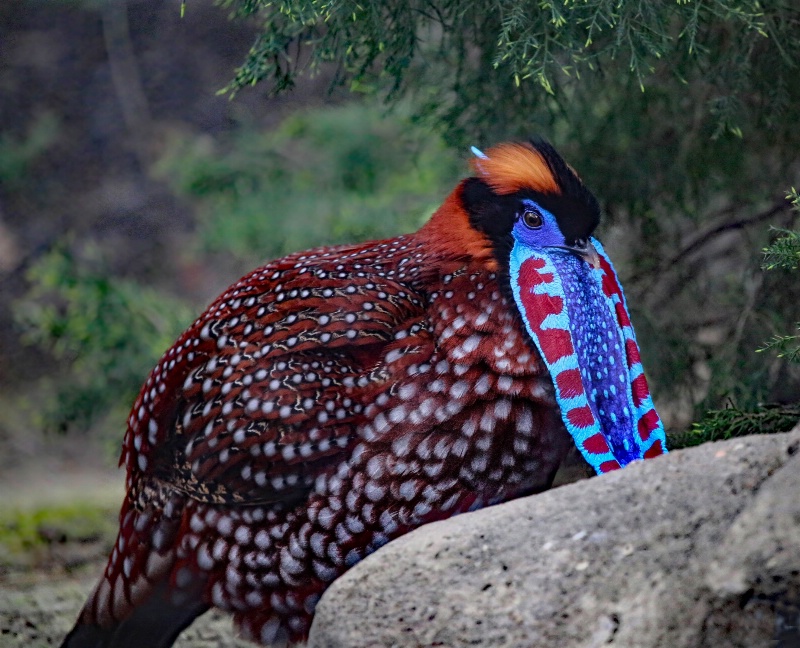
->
[522,209,543,229]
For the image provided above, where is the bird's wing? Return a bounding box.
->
[121,244,431,505]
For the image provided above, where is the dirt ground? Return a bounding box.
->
[1,573,255,647]
[0,574,253,647]
[0,462,253,648]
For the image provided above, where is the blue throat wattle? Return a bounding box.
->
[509,237,667,474]
[548,253,639,465]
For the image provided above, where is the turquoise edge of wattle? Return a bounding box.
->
[509,237,667,474]
[593,238,667,459]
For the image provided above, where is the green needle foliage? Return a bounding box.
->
[759,329,800,364]
[671,402,800,449]
[14,243,194,437]
[762,190,800,272]
[761,230,800,273]
[757,190,800,364]
[221,1,798,150]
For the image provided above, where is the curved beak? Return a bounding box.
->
[560,239,601,268]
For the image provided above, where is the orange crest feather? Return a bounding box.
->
[470,142,559,195]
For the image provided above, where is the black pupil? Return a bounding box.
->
[523,209,542,228]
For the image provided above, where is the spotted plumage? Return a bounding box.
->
[62,139,665,648]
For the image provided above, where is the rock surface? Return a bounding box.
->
[4,430,799,647]
[309,428,800,648]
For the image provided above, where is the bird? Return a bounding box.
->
[61,139,667,647]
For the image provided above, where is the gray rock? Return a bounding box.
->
[309,428,800,648]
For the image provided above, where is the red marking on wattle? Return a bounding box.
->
[567,405,594,428]
[556,368,584,398]
[601,273,616,299]
[598,254,635,333]
[637,408,660,441]
[519,257,555,291]
[517,260,574,364]
[625,339,641,367]
[522,270,553,287]
[598,256,622,298]
[644,439,665,459]
[615,302,631,328]
[599,460,622,472]
[631,374,649,407]
[530,257,547,270]
[519,257,553,286]
[537,327,574,364]
[583,433,611,454]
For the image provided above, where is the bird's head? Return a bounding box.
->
[424,139,667,474]
[460,140,601,272]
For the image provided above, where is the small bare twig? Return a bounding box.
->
[662,199,791,275]
[632,198,797,306]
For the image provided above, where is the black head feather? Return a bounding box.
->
[462,139,601,259]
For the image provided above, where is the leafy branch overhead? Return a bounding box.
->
[222,1,798,144]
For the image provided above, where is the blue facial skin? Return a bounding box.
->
[510,199,566,249]
[511,199,639,465]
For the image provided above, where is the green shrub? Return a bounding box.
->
[14,243,193,436]
[155,102,461,266]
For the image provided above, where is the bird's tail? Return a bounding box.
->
[60,582,208,648]
[61,487,208,648]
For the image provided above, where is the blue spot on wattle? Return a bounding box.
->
[549,253,638,464]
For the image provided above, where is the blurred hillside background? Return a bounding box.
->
[0,0,799,579]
